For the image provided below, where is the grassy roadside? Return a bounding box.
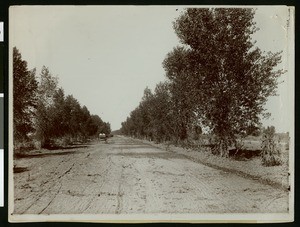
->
[133,137,290,191]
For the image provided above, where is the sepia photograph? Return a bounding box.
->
[9,5,294,222]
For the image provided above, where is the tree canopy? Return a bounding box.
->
[13,47,38,142]
[169,8,284,156]
[121,8,285,156]
[13,47,111,149]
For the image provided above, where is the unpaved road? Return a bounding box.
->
[13,136,288,214]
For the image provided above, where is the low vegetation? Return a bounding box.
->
[261,126,283,166]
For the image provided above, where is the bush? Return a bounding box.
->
[285,142,289,151]
[14,140,38,157]
[261,127,282,166]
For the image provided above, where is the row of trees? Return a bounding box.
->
[121,83,202,143]
[14,47,111,149]
[121,8,284,157]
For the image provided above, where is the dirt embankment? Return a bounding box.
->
[137,138,290,191]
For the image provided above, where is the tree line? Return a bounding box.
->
[121,8,285,157]
[13,47,111,149]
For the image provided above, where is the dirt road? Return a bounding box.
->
[13,136,288,214]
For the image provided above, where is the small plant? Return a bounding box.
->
[234,138,245,153]
[261,126,282,166]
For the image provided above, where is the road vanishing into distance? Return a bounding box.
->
[13,136,288,214]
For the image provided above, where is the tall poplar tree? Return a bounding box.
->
[165,8,285,156]
[13,47,38,142]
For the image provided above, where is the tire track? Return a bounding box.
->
[13,136,289,214]
[17,155,78,214]
[38,183,62,214]
[115,167,124,214]
[81,157,113,213]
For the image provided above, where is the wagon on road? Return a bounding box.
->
[99,133,108,143]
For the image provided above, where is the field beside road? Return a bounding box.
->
[13,136,289,215]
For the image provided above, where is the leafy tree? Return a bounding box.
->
[139,87,155,139]
[246,123,262,136]
[150,82,179,142]
[84,114,100,137]
[124,113,133,136]
[35,66,59,146]
[79,105,92,140]
[13,50,112,148]
[100,122,111,135]
[89,115,111,136]
[121,88,155,140]
[121,83,176,142]
[48,88,68,138]
[163,47,197,141]
[167,8,285,156]
[13,47,38,142]
[63,95,82,139]
[37,66,58,107]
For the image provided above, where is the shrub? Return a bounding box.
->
[285,142,289,151]
[14,140,37,157]
[261,126,282,166]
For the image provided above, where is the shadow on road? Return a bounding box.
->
[14,149,85,159]
[13,166,29,173]
[110,151,175,159]
[43,144,89,150]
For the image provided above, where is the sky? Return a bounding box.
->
[9,6,293,132]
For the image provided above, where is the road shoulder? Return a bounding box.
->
[131,137,290,191]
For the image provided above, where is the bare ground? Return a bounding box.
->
[13,136,289,214]
[141,139,290,191]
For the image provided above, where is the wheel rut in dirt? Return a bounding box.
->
[13,136,289,214]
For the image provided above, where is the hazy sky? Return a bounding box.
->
[10,6,293,132]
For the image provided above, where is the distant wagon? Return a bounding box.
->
[99,133,108,143]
